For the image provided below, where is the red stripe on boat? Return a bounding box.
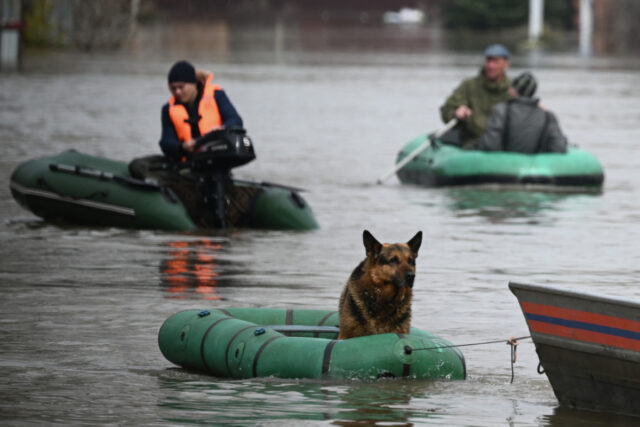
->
[521,302,640,333]
[528,320,640,352]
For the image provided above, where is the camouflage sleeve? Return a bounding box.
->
[440,79,469,123]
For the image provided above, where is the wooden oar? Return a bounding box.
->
[376,118,458,184]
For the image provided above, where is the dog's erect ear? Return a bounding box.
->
[363,230,382,256]
[407,231,422,254]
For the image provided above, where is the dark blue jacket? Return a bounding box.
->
[159,89,243,159]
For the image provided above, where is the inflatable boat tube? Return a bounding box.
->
[158,308,466,380]
[396,134,604,188]
[9,150,318,231]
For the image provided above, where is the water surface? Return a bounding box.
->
[1,36,640,425]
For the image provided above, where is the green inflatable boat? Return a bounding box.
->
[158,308,466,380]
[396,134,604,188]
[10,150,318,231]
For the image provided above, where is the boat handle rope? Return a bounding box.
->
[49,163,164,191]
[49,163,179,203]
[37,177,109,200]
[407,335,531,384]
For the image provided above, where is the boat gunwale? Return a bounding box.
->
[509,282,640,312]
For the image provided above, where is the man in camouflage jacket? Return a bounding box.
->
[440,44,511,148]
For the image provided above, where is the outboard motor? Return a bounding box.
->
[192,127,256,171]
[191,127,256,228]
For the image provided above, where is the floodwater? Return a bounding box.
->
[2,26,640,425]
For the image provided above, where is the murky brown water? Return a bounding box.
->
[2,24,640,425]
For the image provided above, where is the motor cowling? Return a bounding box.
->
[192,127,256,172]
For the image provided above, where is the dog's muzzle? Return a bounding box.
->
[395,271,415,288]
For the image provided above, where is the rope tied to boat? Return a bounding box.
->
[406,335,531,384]
[507,336,520,384]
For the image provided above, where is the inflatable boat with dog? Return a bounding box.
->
[158,308,466,380]
[395,133,604,189]
[9,130,318,231]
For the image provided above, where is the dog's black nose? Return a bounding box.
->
[405,271,415,288]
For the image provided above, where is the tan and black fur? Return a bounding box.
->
[338,230,422,339]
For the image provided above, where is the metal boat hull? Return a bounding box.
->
[510,282,640,416]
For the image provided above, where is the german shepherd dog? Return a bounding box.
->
[338,230,422,339]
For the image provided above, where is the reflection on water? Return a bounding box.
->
[160,239,226,300]
[329,381,424,426]
[444,187,600,224]
[157,373,449,425]
[540,405,640,426]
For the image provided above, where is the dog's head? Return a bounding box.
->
[362,230,422,293]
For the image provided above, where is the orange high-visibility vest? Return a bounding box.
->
[168,74,222,142]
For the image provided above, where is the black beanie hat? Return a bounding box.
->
[168,60,197,84]
[511,72,537,97]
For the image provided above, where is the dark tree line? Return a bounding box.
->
[442,0,575,30]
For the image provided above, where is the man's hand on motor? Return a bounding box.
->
[182,139,196,152]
